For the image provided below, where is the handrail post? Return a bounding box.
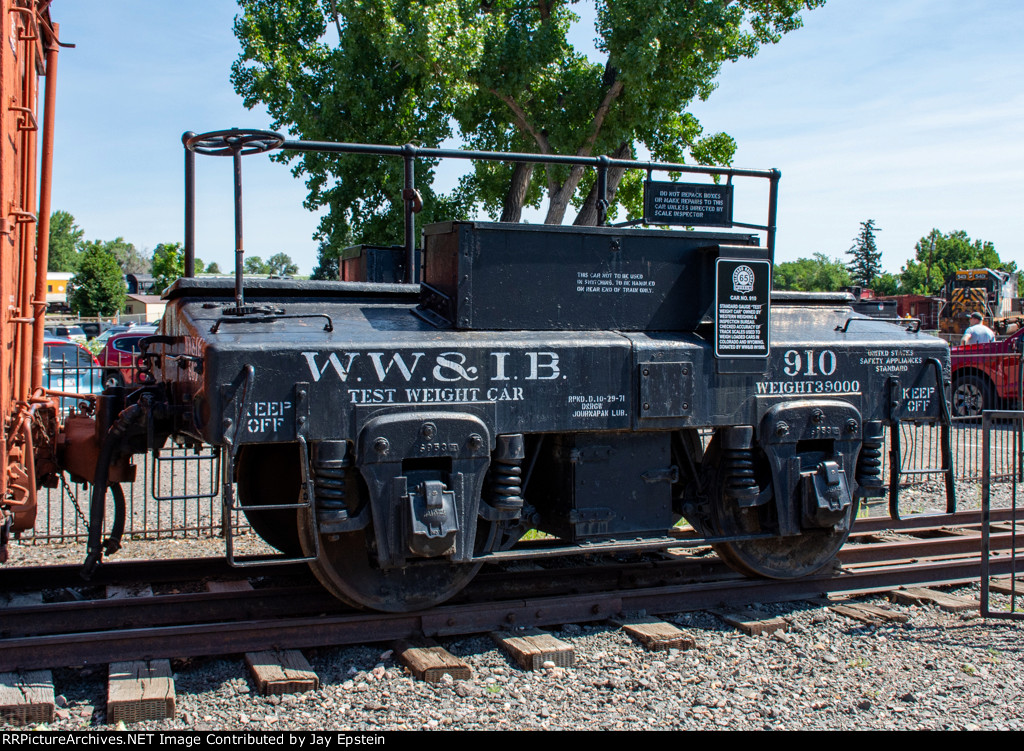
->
[232,143,244,309]
[402,144,416,283]
[767,169,780,264]
[596,155,610,226]
[182,131,196,278]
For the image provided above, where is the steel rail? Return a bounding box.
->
[0,555,306,592]
[6,508,1011,592]
[0,537,1020,672]
[2,528,1013,639]
[0,551,1018,672]
[1,508,1018,635]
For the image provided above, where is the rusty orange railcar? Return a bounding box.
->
[0,1,61,561]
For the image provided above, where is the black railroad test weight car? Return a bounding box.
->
[66,129,954,612]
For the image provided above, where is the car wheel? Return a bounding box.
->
[103,370,125,389]
[951,374,991,418]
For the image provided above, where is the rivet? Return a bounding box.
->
[374,437,390,454]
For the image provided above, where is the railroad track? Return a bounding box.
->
[1,508,1022,673]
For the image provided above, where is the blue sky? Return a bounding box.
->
[50,1,1023,276]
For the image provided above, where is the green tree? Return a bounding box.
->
[244,255,271,274]
[79,238,150,275]
[872,271,900,297]
[232,0,823,251]
[310,240,339,280]
[68,245,126,316]
[193,257,207,274]
[773,252,851,292]
[898,229,1014,295]
[266,252,299,276]
[206,261,222,274]
[151,242,185,293]
[846,219,882,287]
[47,210,83,272]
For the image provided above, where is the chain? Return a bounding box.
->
[59,472,90,531]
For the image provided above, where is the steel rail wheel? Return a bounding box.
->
[296,472,489,612]
[700,434,855,579]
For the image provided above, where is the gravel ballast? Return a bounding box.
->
[4,478,1023,731]
[12,584,1024,732]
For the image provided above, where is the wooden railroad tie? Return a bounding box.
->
[0,592,53,725]
[205,579,256,593]
[394,639,472,683]
[610,616,695,651]
[710,606,791,636]
[105,583,156,599]
[244,651,319,696]
[907,527,980,539]
[105,584,176,725]
[107,661,175,726]
[205,580,320,695]
[988,577,1024,597]
[889,586,979,612]
[1,591,44,608]
[0,670,55,726]
[492,628,575,671]
[828,601,911,626]
[990,521,1024,534]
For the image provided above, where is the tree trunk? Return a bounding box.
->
[541,76,624,224]
[543,166,586,224]
[500,162,534,222]
[573,142,631,226]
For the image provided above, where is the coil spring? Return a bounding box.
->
[722,445,759,501]
[313,461,348,512]
[314,467,347,510]
[489,459,523,512]
[856,433,884,489]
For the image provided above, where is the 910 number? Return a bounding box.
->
[782,349,837,377]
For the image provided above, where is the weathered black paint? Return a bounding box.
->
[158,276,947,451]
[146,131,954,609]
[418,222,763,331]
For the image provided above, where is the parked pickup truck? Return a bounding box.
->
[950,327,1023,417]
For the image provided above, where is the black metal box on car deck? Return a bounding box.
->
[340,244,418,283]
[418,221,764,331]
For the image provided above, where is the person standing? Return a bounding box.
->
[961,312,996,345]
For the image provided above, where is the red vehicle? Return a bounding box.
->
[950,327,1024,417]
[95,326,157,388]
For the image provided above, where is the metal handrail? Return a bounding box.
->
[182,128,781,290]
